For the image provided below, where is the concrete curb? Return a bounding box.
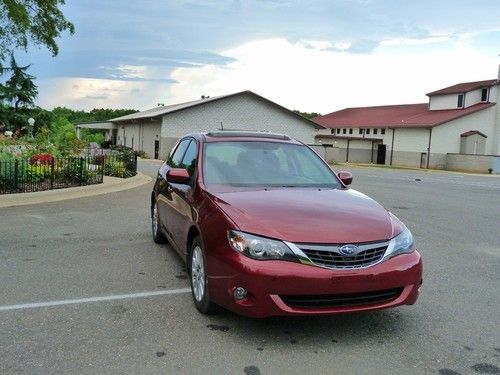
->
[0,172,152,208]
[331,162,500,177]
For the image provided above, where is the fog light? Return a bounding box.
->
[233,287,247,300]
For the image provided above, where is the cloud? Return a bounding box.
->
[166,38,499,114]
[85,94,109,100]
[98,64,177,83]
[380,35,453,47]
[29,1,500,111]
[36,77,171,110]
[27,48,232,82]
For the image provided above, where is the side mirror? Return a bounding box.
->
[338,171,353,186]
[166,168,190,184]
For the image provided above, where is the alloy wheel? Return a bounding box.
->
[191,246,205,302]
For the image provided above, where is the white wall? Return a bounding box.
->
[431,106,497,154]
[317,128,331,136]
[140,123,161,158]
[391,128,430,152]
[492,85,500,154]
[429,94,460,110]
[124,125,140,150]
[430,87,494,110]
[446,154,497,173]
[117,122,162,158]
[465,89,482,107]
[161,94,318,144]
[316,127,391,143]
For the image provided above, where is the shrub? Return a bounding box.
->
[83,132,105,145]
[0,150,16,164]
[91,154,106,165]
[60,158,93,182]
[101,140,112,149]
[30,153,54,166]
[25,164,50,183]
[104,159,135,178]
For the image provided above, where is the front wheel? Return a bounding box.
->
[189,237,217,314]
[151,201,167,244]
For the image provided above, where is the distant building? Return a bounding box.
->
[81,90,321,159]
[314,70,500,170]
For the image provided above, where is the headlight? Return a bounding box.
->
[385,227,415,259]
[228,230,298,261]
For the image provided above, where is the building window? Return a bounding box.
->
[374,129,378,135]
[481,88,488,102]
[331,129,335,134]
[381,129,386,135]
[349,129,353,134]
[366,129,371,135]
[359,129,364,135]
[337,129,341,134]
[457,94,464,108]
[343,129,347,134]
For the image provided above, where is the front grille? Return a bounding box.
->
[287,241,389,269]
[281,288,403,309]
[302,246,386,269]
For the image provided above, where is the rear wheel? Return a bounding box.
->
[189,237,217,314]
[152,201,167,244]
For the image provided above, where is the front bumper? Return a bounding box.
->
[207,250,422,318]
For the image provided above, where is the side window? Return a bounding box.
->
[168,139,190,167]
[167,141,180,161]
[181,140,198,176]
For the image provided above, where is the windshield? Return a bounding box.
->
[202,141,340,188]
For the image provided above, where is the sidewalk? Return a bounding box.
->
[0,172,152,208]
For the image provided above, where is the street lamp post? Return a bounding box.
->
[28,117,35,139]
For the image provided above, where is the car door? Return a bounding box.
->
[156,138,191,243]
[165,138,199,256]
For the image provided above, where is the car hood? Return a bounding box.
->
[210,188,402,244]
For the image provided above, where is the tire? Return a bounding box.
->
[189,236,217,314]
[151,201,167,244]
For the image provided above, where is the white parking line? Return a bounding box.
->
[0,288,191,312]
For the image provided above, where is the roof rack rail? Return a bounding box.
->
[205,130,291,140]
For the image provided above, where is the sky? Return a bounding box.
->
[18,0,500,114]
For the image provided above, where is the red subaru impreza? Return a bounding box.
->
[151,131,422,318]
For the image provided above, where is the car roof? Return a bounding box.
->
[182,131,302,144]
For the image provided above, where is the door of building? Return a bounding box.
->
[154,140,160,159]
[376,144,386,164]
[420,152,427,168]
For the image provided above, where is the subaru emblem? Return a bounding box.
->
[339,244,359,256]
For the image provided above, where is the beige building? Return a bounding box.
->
[108,90,321,159]
[314,70,500,172]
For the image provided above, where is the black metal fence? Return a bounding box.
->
[0,152,137,195]
[0,156,103,195]
[102,152,138,178]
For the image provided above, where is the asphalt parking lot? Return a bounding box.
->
[1,160,499,375]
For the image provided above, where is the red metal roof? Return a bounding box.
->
[461,130,487,138]
[426,79,498,96]
[313,103,495,129]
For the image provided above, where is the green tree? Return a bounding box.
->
[0,0,74,64]
[49,116,84,155]
[0,54,38,109]
[293,110,321,120]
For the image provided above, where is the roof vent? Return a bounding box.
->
[201,95,210,99]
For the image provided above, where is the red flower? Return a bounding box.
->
[30,153,54,166]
